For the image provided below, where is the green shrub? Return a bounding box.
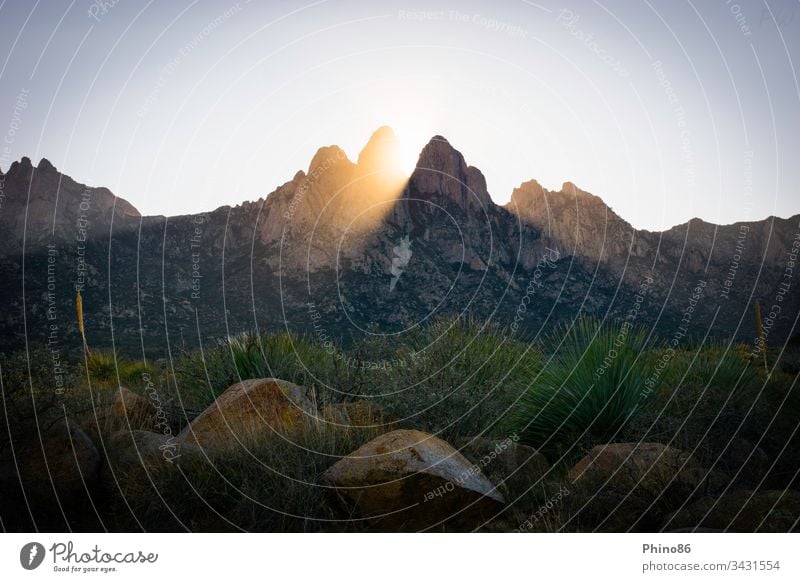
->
[506,318,658,458]
[356,315,539,440]
[660,344,758,396]
[174,331,349,410]
[626,344,796,489]
[85,349,153,386]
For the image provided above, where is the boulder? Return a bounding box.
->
[568,442,705,531]
[458,436,549,496]
[665,490,800,532]
[178,378,317,451]
[20,417,100,491]
[102,429,204,493]
[4,418,101,525]
[570,442,704,490]
[321,429,504,531]
[112,387,156,429]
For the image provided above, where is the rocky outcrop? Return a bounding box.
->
[0,157,139,252]
[507,179,639,263]
[321,429,504,531]
[178,378,317,451]
[411,135,492,213]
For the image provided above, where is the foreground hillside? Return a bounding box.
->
[1,318,798,532]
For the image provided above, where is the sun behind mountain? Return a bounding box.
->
[357,125,419,180]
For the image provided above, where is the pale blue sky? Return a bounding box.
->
[1,0,798,229]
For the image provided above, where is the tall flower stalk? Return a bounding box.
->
[755,301,767,372]
[77,290,89,355]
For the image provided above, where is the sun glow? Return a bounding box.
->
[327,123,434,233]
[392,128,425,177]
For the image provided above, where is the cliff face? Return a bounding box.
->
[506,179,639,263]
[508,177,797,292]
[0,131,797,355]
[0,157,140,252]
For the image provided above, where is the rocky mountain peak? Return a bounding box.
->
[7,156,33,178]
[357,126,399,167]
[307,145,352,178]
[37,157,57,173]
[414,135,463,176]
[409,135,490,211]
[0,156,141,252]
[507,178,635,263]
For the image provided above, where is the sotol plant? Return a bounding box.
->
[507,318,658,457]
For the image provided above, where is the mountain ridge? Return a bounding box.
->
[3,131,794,234]
[0,129,797,354]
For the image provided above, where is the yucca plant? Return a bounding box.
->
[507,318,657,456]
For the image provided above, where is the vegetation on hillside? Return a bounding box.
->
[1,315,797,532]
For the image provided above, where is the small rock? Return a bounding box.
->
[321,429,504,531]
[719,439,770,488]
[570,442,704,490]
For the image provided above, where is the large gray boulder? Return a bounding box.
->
[322,429,504,531]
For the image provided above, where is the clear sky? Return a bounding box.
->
[0,0,798,230]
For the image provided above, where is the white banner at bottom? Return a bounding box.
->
[1,533,796,581]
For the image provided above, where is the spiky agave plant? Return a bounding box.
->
[507,317,658,455]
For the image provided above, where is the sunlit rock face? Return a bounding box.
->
[356,125,407,186]
[255,127,414,273]
[0,128,797,354]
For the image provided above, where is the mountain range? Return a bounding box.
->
[0,127,797,357]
